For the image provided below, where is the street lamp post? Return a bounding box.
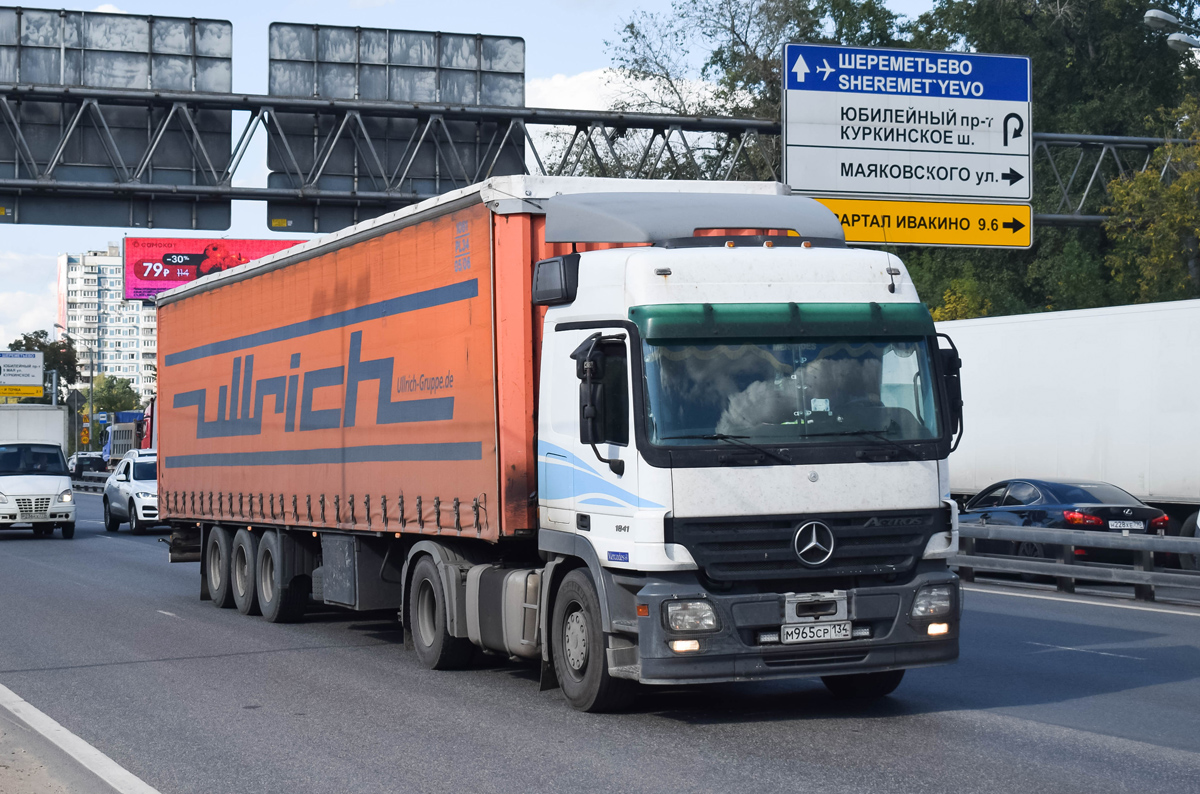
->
[55,323,94,452]
[1144,8,1200,50]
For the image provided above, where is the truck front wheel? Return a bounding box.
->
[551,569,635,713]
[206,526,236,609]
[60,523,75,539]
[408,556,472,670]
[821,669,905,699]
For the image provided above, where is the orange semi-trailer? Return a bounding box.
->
[161,176,964,711]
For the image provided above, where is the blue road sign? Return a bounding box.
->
[782,43,1032,202]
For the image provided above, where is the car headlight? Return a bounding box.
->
[57,489,73,503]
[136,492,156,500]
[664,600,720,631]
[912,584,955,618]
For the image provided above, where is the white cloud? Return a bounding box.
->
[91,4,128,12]
[526,68,621,111]
[0,251,58,346]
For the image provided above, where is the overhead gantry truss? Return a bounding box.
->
[0,83,1186,230]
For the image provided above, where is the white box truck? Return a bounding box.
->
[937,299,1200,544]
[0,404,76,538]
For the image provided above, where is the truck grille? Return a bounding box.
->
[666,507,949,583]
[16,497,52,519]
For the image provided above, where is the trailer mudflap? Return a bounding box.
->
[165,525,202,562]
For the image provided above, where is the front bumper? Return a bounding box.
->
[134,498,160,522]
[633,570,960,685]
[0,501,76,527]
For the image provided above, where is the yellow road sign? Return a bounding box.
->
[80,428,90,445]
[0,385,43,397]
[814,198,1032,248]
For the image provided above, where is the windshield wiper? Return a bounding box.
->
[661,434,792,465]
[802,428,917,459]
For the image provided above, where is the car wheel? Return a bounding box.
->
[128,501,144,535]
[1181,513,1199,571]
[1016,541,1052,583]
[60,523,75,539]
[103,499,120,532]
[551,569,635,713]
[822,670,905,699]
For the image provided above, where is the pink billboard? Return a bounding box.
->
[124,238,306,301]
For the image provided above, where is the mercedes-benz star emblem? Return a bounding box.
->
[793,521,836,567]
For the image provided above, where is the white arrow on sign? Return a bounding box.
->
[792,53,810,82]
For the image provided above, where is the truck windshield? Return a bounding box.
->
[0,444,69,475]
[642,338,940,446]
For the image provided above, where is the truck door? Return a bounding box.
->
[538,327,639,547]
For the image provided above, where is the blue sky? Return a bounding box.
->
[0,0,935,343]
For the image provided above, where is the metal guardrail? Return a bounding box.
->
[72,471,107,493]
[952,525,1200,602]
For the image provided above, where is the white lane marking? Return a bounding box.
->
[1025,641,1146,660]
[155,610,178,618]
[0,681,161,794]
[964,585,1200,618]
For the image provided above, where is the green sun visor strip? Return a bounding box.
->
[629,302,936,341]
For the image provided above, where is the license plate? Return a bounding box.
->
[781,621,852,644]
[1109,520,1143,530]
[21,513,48,521]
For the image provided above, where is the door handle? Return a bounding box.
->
[576,514,590,531]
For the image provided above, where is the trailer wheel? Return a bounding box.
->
[1181,513,1199,571]
[408,556,472,670]
[231,529,261,616]
[205,526,235,609]
[256,530,307,623]
[821,670,905,699]
[551,569,635,713]
[103,499,120,532]
[60,523,75,539]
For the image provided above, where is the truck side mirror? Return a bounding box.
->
[532,254,581,305]
[937,334,964,452]
[570,332,625,476]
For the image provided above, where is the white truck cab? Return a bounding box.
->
[0,405,76,539]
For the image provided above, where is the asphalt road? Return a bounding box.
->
[1,493,1198,794]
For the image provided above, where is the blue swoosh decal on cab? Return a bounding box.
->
[537,440,663,509]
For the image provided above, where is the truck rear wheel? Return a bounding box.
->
[32,523,52,537]
[231,529,261,616]
[408,556,472,670]
[206,526,235,609]
[256,530,307,623]
[821,670,905,699]
[551,569,635,713]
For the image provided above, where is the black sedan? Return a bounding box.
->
[959,479,1170,564]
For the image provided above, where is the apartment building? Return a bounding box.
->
[56,243,157,402]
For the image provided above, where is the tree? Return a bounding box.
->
[1104,97,1200,304]
[7,330,79,404]
[90,373,141,413]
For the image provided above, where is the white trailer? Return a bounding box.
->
[937,299,1200,535]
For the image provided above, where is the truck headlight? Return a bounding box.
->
[911,584,954,618]
[136,492,156,500]
[57,489,73,503]
[665,600,720,631]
